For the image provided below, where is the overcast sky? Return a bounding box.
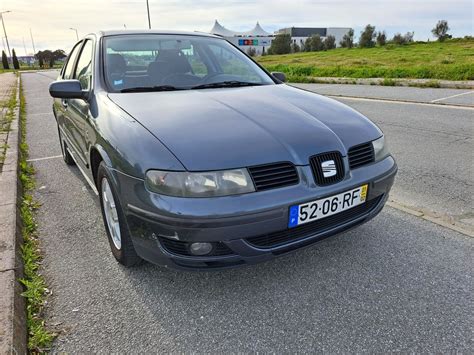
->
[1,0,473,54]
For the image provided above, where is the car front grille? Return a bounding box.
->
[245,195,383,249]
[348,142,375,169]
[159,238,234,257]
[310,151,345,186]
[248,162,299,191]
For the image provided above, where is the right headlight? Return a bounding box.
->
[145,169,255,197]
[372,135,390,161]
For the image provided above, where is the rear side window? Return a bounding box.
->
[63,42,82,79]
[74,40,93,90]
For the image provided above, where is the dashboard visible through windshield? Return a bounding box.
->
[103,34,275,92]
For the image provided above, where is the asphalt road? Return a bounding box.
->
[292,83,474,107]
[22,72,473,352]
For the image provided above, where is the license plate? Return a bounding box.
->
[288,185,368,228]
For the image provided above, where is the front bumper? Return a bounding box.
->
[113,156,397,270]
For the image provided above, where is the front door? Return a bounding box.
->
[66,39,94,167]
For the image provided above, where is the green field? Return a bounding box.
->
[257,39,474,82]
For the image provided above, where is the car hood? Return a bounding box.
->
[108,84,382,171]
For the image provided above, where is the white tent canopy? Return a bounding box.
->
[209,20,239,37]
[241,22,271,36]
[209,20,272,37]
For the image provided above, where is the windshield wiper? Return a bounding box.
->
[191,81,264,90]
[120,85,185,93]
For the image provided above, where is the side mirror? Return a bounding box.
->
[49,80,88,100]
[271,72,287,82]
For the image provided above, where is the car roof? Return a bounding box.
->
[95,29,220,39]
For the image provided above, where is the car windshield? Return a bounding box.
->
[103,34,275,92]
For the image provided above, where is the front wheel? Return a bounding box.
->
[97,162,142,267]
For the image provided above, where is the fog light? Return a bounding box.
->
[189,242,213,256]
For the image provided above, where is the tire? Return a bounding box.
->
[58,128,75,166]
[97,161,142,267]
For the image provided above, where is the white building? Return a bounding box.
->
[276,27,352,48]
[209,21,352,54]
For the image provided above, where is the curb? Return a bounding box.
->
[298,77,474,89]
[0,76,27,354]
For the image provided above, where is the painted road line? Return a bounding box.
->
[27,155,63,162]
[328,95,474,110]
[430,91,474,103]
[387,200,474,238]
[27,112,53,117]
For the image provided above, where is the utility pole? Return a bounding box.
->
[23,37,27,56]
[30,28,36,55]
[0,11,12,61]
[146,0,151,29]
[70,27,79,41]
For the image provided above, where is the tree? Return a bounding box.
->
[304,37,312,52]
[340,29,354,48]
[376,31,386,46]
[391,32,415,45]
[1,50,9,69]
[12,49,20,69]
[323,35,336,50]
[268,33,292,54]
[35,49,66,68]
[309,34,324,51]
[404,31,414,43]
[291,42,300,53]
[359,24,376,48]
[432,20,451,42]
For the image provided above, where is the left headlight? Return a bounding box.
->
[145,169,255,197]
[372,135,390,161]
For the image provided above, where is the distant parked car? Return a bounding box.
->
[49,30,397,269]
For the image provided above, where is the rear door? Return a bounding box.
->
[67,39,94,167]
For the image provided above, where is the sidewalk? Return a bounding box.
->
[0,73,26,354]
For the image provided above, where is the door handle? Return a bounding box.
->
[61,99,68,108]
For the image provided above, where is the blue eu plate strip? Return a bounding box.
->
[288,205,299,228]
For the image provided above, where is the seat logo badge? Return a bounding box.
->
[321,160,337,178]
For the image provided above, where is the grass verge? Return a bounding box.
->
[0,86,18,166]
[17,79,56,352]
[257,38,474,82]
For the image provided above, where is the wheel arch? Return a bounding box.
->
[90,144,112,187]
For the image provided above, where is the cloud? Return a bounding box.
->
[1,0,472,53]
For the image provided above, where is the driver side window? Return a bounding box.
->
[62,42,82,80]
[74,40,93,91]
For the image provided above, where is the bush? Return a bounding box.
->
[246,47,256,57]
[340,29,354,48]
[308,34,324,51]
[291,42,300,53]
[12,49,20,69]
[1,50,9,69]
[359,24,376,48]
[324,35,336,50]
[269,33,292,54]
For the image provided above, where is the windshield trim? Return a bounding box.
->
[101,33,279,94]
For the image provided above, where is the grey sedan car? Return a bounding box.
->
[49,30,397,269]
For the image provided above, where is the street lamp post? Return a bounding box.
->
[0,10,12,61]
[146,0,151,29]
[70,27,79,41]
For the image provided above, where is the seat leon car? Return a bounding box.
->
[49,30,397,269]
